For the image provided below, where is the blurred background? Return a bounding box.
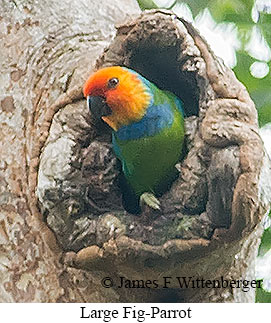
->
[136,0,271,302]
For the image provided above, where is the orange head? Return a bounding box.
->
[83,66,152,131]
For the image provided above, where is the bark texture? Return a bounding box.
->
[0,0,271,302]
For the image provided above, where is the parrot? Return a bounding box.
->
[83,66,185,212]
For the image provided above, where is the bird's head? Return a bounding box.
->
[83,66,152,131]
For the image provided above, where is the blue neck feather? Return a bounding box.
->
[115,103,173,141]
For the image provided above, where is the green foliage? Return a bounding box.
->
[137,0,212,13]
[258,103,271,127]
[256,282,271,303]
[137,0,158,10]
[234,52,271,127]
[258,227,271,257]
[207,0,254,24]
[258,10,271,49]
[178,0,213,16]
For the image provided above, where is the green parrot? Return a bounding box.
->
[84,66,185,212]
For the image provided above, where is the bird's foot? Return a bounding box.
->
[140,192,161,210]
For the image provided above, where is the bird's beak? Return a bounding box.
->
[87,96,117,131]
[87,96,112,119]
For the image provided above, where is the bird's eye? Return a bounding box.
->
[107,77,119,89]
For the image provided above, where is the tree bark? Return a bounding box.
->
[0,0,270,303]
[0,0,141,302]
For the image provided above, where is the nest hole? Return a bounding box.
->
[39,14,220,253]
[128,45,200,117]
[104,41,202,213]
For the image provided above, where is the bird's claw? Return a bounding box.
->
[140,192,161,210]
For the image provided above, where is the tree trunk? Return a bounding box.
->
[0,0,270,302]
[0,0,140,302]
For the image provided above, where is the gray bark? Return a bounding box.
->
[0,0,270,302]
